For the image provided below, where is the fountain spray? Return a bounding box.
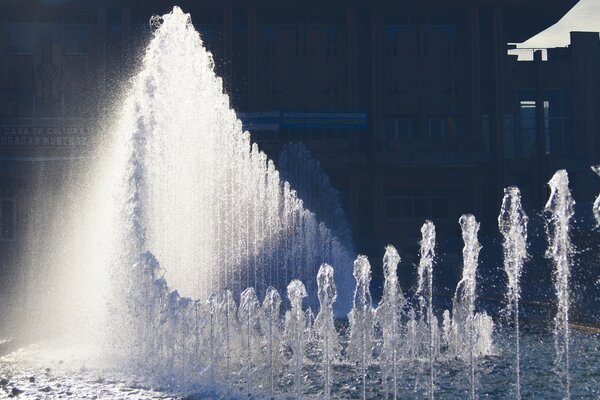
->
[592,165,600,227]
[239,288,260,390]
[499,186,528,400]
[261,286,282,394]
[455,214,482,400]
[315,264,339,399]
[375,245,405,400]
[285,279,307,398]
[544,170,574,399]
[348,255,374,400]
[417,221,437,400]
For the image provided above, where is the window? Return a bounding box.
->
[504,114,516,158]
[36,23,63,47]
[481,113,490,153]
[511,89,539,159]
[518,100,537,158]
[413,198,429,218]
[428,118,448,142]
[385,191,450,221]
[263,27,277,57]
[5,23,34,54]
[325,27,338,57]
[15,88,35,118]
[384,25,419,58]
[1,200,16,240]
[431,197,449,218]
[64,24,91,54]
[382,117,418,141]
[426,25,457,58]
[544,89,573,157]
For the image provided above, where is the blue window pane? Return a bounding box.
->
[544,89,562,117]
[65,24,91,54]
[548,121,563,157]
[563,121,574,156]
[5,23,34,54]
[36,23,63,46]
[563,89,573,118]
[517,88,535,101]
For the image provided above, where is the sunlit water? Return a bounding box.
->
[1,6,599,400]
[1,328,599,399]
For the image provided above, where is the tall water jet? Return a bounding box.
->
[544,170,575,399]
[348,255,374,400]
[219,289,240,385]
[99,6,354,318]
[206,294,219,384]
[417,221,436,400]
[375,245,405,400]
[453,214,482,399]
[315,264,340,399]
[498,186,528,400]
[285,279,307,398]
[261,287,282,394]
[239,288,261,389]
[593,165,600,227]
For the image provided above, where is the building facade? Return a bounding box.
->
[1,0,598,288]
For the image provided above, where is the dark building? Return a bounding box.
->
[1,0,599,293]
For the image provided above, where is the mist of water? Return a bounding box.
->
[6,5,599,400]
[278,142,355,253]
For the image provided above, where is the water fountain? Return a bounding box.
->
[313,264,339,399]
[347,256,375,400]
[278,142,355,254]
[261,286,282,394]
[544,170,575,399]
[285,280,308,397]
[375,245,405,400]
[416,221,437,400]
[446,214,494,399]
[498,186,528,400]
[1,6,599,400]
[593,165,600,227]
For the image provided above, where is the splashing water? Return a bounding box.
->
[285,280,307,397]
[449,214,494,400]
[417,221,437,400]
[260,287,282,394]
[348,255,374,400]
[8,4,600,400]
[375,245,405,400]
[278,142,355,254]
[239,288,261,389]
[593,165,600,228]
[498,186,528,400]
[544,170,575,399]
[114,6,354,317]
[458,214,480,400]
[315,264,339,399]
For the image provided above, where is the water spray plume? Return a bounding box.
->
[499,186,528,400]
[544,170,574,399]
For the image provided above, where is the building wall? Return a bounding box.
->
[0,1,598,281]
